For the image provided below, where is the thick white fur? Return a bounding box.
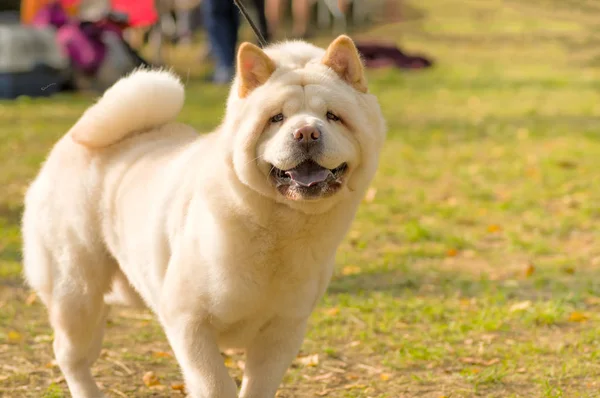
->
[69,68,185,148]
[22,38,386,398]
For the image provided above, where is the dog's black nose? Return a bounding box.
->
[293,126,321,149]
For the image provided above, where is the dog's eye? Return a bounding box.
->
[326,111,341,122]
[270,113,284,123]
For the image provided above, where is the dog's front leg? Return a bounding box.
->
[159,304,238,398]
[239,317,308,398]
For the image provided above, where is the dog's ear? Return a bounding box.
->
[237,42,276,98]
[322,35,367,93]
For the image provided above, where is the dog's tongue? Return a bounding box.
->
[286,161,332,187]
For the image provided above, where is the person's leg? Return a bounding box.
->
[176,9,192,44]
[337,0,350,14]
[291,0,311,38]
[203,0,239,83]
[265,0,283,39]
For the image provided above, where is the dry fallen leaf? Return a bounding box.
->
[459,298,473,308]
[342,266,361,276]
[344,384,367,390]
[517,128,529,139]
[297,354,319,367]
[379,373,390,381]
[487,224,501,233]
[223,348,244,356]
[563,266,575,275]
[34,334,53,343]
[312,372,334,381]
[568,311,589,323]
[516,367,526,373]
[525,263,535,277]
[525,167,539,178]
[224,357,237,369]
[356,363,381,374]
[585,296,600,306]
[460,357,499,366]
[364,187,377,203]
[325,307,340,316]
[152,351,172,358]
[447,248,458,257]
[171,383,186,393]
[25,292,37,306]
[510,301,532,312]
[143,371,160,387]
[109,388,128,398]
[7,331,22,343]
[557,160,577,169]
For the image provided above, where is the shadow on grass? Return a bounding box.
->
[0,246,21,264]
[386,115,600,144]
[0,204,23,284]
[0,203,22,227]
[329,266,600,302]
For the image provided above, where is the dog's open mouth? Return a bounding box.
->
[272,160,347,187]
[271,160,347,199]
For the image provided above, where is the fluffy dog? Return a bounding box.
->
[22,35,386,397]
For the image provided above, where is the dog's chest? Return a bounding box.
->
[204,227,334,328]
[211,239,332,348]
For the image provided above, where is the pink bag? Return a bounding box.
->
[55,23,106,74]
[32,2,106,74]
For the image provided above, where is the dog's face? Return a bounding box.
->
[226,36,386,213]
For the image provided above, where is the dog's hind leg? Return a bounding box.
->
[35,244,116,398]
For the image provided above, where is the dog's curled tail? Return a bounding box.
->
[69,69,185,148]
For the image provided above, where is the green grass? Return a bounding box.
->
[3,0,600,396]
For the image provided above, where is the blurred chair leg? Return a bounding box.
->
[352,0,368,26]
[176,9,192,45]
[317,0,331,30]
[323,0,345,34]
[149,25,163,65]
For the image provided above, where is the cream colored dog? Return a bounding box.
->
[22,35,385,398]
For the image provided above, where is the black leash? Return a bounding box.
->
[233,0,268,48]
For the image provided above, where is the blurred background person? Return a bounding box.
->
[202,0,270,84]
[266,0,313,39]
[21,0,79,23]
[250,0,270,43]
[202,0,240,83]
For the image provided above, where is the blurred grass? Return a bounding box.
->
[3,0,600,396]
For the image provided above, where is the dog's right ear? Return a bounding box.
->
[322,35,367,93]
[237,42,276,98]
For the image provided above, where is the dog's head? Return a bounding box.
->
[224,36,386,214]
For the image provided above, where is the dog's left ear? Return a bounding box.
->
[237,42,276,98]
[322,35,367,93]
